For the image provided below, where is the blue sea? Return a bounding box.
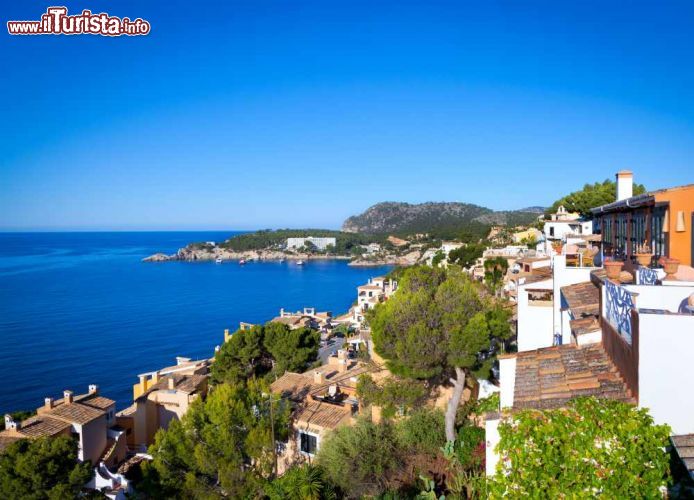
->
[0,232,391,414]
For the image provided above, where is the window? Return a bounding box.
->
[549,226,555,237]
[299,431,318,455]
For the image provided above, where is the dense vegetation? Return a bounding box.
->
[210,321,320,386]
[214,229,386,255]
[0,436,92,499]
[140,379,291,498]
[489,397,671,498]
[368,265,512,441]
[546,179,647,218]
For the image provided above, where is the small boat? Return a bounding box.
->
[239,259,247,265]
[215,257,223,264]
[296,260,304,266]
[279,258,285,263]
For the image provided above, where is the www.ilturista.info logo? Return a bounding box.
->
[7,6,150,36]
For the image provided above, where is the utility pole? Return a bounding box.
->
[269,394,277,479]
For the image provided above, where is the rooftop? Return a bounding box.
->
[672,434,694,479]
[510,343,634,411]
[49,400,106,425]
[561,281,600,317]
[293,400,352,430]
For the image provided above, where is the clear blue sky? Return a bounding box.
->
[1,1,693,230]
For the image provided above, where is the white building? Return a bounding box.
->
[487,261,694,477]
[286,237,337,251]
[543,206,593,255]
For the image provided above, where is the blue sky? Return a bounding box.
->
[1,1,693,230]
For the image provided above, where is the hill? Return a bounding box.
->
[341,202,541,237]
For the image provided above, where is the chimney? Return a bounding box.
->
[338,358,348,373]
[313,370,324,384]
[4,414,20,432]
[44,397,54,410]
[224,329,231,342]
[616,170,633,201]
[167,377,176,390]
[63,390,73,404]
[337,349,347,361]
[88,384,98,395]
[139,375,147,392]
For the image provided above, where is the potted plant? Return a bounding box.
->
[633,240,653,267]
[661,256,680,280]
[604,258,624,280]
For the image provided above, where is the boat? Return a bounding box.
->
[215,257,223,264]
[296,260,304,266]
[239,259,246,265]
[279,258,285,263]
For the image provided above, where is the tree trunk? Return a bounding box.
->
[445,367,467,442]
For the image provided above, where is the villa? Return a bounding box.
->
[485,173,694,479]
[270,349,381,473]
[350,276,398,326]
[117,357,210,451]
[542,205,593,255]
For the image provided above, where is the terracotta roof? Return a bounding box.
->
[270,372,315,401]
[293,400,352,430]
[512,343,633,411]
[359,285,383,291]
[144,374,207,397]
[672,434,694,478]
[561,281,599,317]
[520,267,553,284]
[17,415,72,437]
[76,395,116,411]
[49,401,105,425]
[569,316,601,336]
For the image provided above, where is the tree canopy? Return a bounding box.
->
[368,265,509,441]
[448,243,485,269]
[0,435,92,500]
[211,322,319,385]
[489,397,671,498]
[547,179,647,218]
[141,378,290,499]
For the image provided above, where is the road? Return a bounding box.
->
[318,337,345,364]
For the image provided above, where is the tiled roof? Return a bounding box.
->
[17,415,72,437]
[672,434,694,478]
[49,401,105,425]
[561,281,599,317]
[569,316,601,336]
[270,372,315,401]
[76,395,116,410]
[144,374,207,396]
[293,400,352,430]
[519,267,553,285]
[512,343,633,411]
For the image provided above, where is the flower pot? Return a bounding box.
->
[662,258,680,280]
[634,253,653,267]
[604,260,624,280]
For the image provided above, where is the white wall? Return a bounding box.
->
[499,356,517,409]
[625,284,694,313]
[517,280,554,352]
[638,312,694,435]
[485,418,501,476]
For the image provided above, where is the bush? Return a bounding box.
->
[318,418,403,498]
[488,397,671,498]
[396,408,446,456]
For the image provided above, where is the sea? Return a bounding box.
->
[0,232,392,414]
